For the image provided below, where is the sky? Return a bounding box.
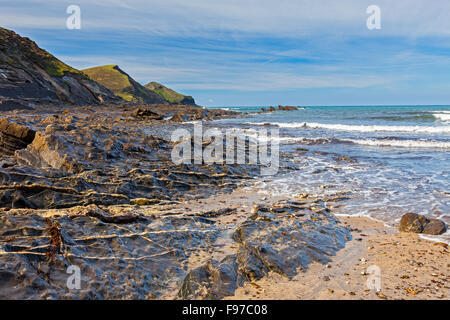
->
[1,0,450,107]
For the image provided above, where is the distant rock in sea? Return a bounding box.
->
[278,105,299,111]
[0,27,121,109]
[82,65,168,105]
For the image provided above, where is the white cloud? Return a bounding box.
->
[3,0,450,37]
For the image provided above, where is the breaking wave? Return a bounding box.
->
[245,122,450,134]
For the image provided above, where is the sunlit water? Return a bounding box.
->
[210,105,450,243]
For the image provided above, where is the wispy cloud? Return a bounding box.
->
[2,0,450,105]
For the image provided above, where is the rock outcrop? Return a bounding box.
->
[130,108,163,120]
[0,105,250,209]
[278,105,299,111]
[0,118,36,155]
[0,27,121,108]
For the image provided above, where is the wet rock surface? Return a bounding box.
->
[0,105,352,299]
[178,201,351,299]
[0,105,245,209]
[0,118,36,155]
[0,198,351,299]
[0,206,220,299]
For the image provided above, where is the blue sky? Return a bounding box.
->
[2,0,450,106]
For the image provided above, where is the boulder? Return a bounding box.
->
[423,219,447,235]
[0,118,36,155]
[399,213,447,235]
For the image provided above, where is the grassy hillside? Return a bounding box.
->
[0,27,121,107]
[82,65,167,104]
[0,27,83,78]
[145,82,196,105]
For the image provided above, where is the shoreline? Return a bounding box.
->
[0,105,448,300]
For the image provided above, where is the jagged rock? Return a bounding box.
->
[170,112,189,122]
[82,204,141,224]
[0,118,36,155]
[11,190,37,209]
[178,255,242,300]
[399,213,447,235]
[131,108,163,120]
[16,132,81,173]
[0,105,262,209]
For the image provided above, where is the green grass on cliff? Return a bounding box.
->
[82,65,165,103]
[40,53,80,77]
[0,27,83,78]
[82,65,132,99]
[145,82,193,104]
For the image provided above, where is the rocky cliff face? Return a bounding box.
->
[0,27,122,109]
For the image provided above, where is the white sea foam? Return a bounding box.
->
[245,121,450,134]
[430,110,450,114]
[256,135,450,149]
[342,138,450,149]
[433,113,450,122]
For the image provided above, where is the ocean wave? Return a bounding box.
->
[342,138,450,149]
[430,110,450,114]
[267,136,450,149]
[245,122,450,134]
[433,113,450,122]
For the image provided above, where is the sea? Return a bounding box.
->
[209,105,450,243]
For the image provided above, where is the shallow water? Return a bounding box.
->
[210,105,450,243]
